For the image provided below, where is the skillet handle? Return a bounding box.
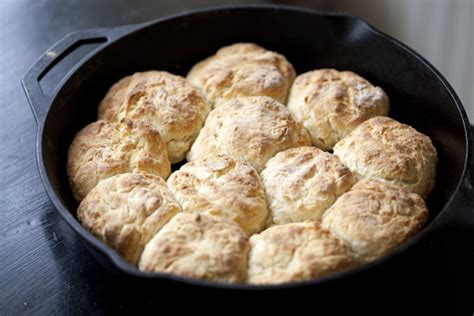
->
[21,29,112,123]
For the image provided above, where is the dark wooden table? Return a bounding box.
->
[1,1,473,314]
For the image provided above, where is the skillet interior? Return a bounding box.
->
[37,6,469,287]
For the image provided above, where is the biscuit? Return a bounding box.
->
[187,96,311,171]
[139,213,249,283]
[98,71,210,163]
[77,173,181,265]
[247,221,356,284]
[167,154,268,235]
[287,69,389,150]
[333,116,437,198]
[187,43,295,107]
[322,178,428,261]
[67,119,171,201]
[261,147,356,225]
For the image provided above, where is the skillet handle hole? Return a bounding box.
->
[39,38,107,96]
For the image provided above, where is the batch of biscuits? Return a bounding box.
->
[68,43,437,284]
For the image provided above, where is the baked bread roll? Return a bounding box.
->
[67,119,170,201]
[187,96,311,171]
[261,146,355,225]
[287,69,389,150]
[187,43,295,107]
[139,213,249,283]
[98,71,210,163]
[167,154,268,235]
[333,116,437,198]
[77,173,181,265]
[322,178,428,261]
[247,221,356,284]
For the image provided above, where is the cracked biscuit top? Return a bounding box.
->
[288,69,389,150]
[67,119,170,201]
[322,178,428,261]
[247,221,356,284]
[187,43,295,107]
[77,172,181,265]
[261,146,355,225]
[98,71,210,163]
[187,96,311,172]
[333,116,437,198]
[139,212,249,283]
[167,154,268,235]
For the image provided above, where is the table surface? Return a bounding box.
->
[1,0,473,314]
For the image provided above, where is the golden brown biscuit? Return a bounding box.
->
[187,96,311,171]
[333,116,437,198]
[322,178,428,262]
[247,221,356,284]
[139,213,249,283]
[187,43,295,107]
[167,154,268,235]
[77,173,181,265]
[261,147,356,225]
[67,119,170,201]
[287,69,389,150]
[98,71,210,163]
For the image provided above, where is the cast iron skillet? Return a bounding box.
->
[22,5,473,290]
